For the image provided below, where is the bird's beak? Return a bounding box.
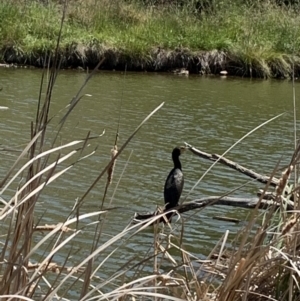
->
[179,146,186,154]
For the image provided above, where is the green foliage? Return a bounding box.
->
[1,0,300,76]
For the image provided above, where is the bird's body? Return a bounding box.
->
[164,147,184,218]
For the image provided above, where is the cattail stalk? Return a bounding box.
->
[107,145,118,185]
[275,165,293,196]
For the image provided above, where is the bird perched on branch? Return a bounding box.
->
[164,146,185,221]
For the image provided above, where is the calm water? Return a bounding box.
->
[0,68,297,291]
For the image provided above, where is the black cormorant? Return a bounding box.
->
[164,147,185,220]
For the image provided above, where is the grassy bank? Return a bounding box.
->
[1,0,300,77]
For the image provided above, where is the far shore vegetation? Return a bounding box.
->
[2,0,300,77]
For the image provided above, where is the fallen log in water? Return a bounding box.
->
[134,196,294,221]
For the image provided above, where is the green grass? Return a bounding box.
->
[1,0,300,76]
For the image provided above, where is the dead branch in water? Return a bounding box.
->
[213,216,240,223]
[134,196,294,221]
[185,143,280,187]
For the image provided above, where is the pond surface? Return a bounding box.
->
[0,68,297,292]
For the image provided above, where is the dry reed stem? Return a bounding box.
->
[34,224,73,232]
[27,262,85,274]
[108,145,118,185]
[275,165,294,197]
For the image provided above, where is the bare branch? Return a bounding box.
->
[134,196,294,221]
[185,143,280,187]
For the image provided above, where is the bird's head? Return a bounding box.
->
[172,146,186,157]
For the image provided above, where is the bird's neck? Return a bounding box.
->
[173,157,182,170]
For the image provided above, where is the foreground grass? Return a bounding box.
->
[2,0,300,76]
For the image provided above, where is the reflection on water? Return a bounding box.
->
[0,68,297,282]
